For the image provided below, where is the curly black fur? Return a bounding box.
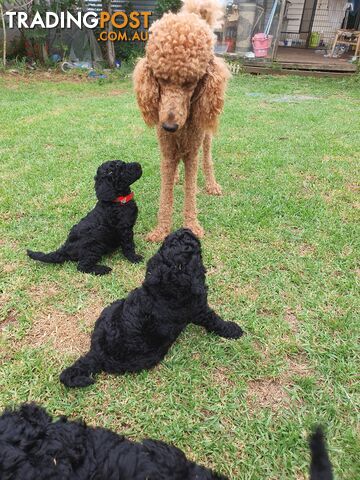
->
[27,160,143,276]
[60,228,243,388]
[0,403,227,479]
[309,426,333,480]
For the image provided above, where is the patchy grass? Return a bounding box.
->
[0,72,359,479]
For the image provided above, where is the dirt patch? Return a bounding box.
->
[2,264,17,273]
[233,284,259,302]
[347,183,359,193]
[298,243,316,257]
[286,353,313,379]
[212,366,235,389]
[24,296,103,355]
[284,307,300,334]
[247,349,313,413]
[0,310,18,331]
[28,283,61,302]
[247,379,291,412]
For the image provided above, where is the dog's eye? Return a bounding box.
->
[176,263,183,270]
[108,171,113,176]
[182,81,196,89]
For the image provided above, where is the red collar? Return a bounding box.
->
[112,192,134,204]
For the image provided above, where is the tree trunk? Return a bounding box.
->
[102,0,116,68]
[0,3,6,69]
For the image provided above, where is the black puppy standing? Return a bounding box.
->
[60,228,244,388]
[27,160,143,275]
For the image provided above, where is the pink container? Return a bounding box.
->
[252,33,273,58]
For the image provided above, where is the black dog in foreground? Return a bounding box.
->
[0,404,333,480]
[0,403,226,479]
[60,229,243,388]
[27,160,143,275]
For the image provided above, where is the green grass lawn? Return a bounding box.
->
[0,72,359,479]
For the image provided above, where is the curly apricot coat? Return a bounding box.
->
[133,0,230,242]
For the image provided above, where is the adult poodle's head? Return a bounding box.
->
[144,228,207,296]
[133,0,230,133]
[95,160,142,202]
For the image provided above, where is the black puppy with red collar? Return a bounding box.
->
[27,160,143,276]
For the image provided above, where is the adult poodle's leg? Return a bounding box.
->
[202,133,222,196]
[183,153,204,238]
[193,307,243,339]
[174,163,180,184]
[60,351,101,388]
[147,156,179,242]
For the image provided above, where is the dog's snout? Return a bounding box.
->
[129,162,142,174]
[162,122,179,133]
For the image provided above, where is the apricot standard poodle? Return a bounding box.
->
[133,0,230,242]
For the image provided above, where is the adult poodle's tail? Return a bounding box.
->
[27,248,68,264]
[309,426,333,480]
[59,352,101,388]
[181,0,224,28]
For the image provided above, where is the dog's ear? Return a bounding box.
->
[192,56,230,133]
[94,175,117,202]
[133,57,159,127]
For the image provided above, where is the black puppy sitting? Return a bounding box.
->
[27,160,143,275]
[60,228,243,388]
[0,403,227,479]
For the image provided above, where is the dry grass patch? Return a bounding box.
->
[247,378,291,413]
[346,183,359,193]
[233,283,259,302]
[0,309,18,331]
[212,366,235,390]
[24,296,103,355]
[247,349,313,413]
[298,243,316,257]
[286,353,313,379]
[284,307,300,334]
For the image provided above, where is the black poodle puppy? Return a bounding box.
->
[0,404,333,480]
[27,160,143,276]
[60,228,243,388]
[0,403,227,479]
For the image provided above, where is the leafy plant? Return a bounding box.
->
[155,0,182,17]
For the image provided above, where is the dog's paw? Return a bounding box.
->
[221,322,244,339]
[184,222,204,239]
[127,253,143,264]
[93,265,112,276]
[205,182,222,196]
[60,369,95,388]
[146,227,170,243]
